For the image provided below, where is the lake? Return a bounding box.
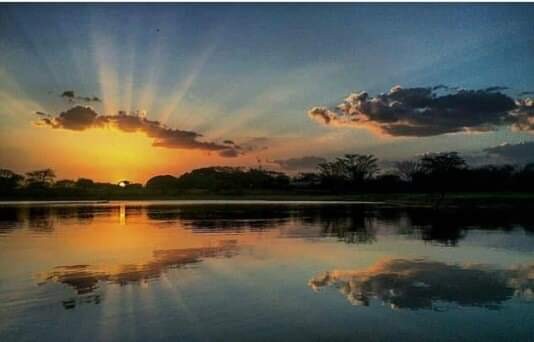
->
[0,201,533,341]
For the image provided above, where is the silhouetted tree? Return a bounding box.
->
[146,175,180,193]
[0,169,24,194]
[25,169,56,188]
[420,152,466,175]
[54,179,76,189]
[395,160,422,182]
[342,154,379,183]
[371,174,403,193]
[4,152,534,200]
[419,152,467,208]
[76,178,95,189]
[516,163,534,192]
[317,160,347,190]
[293,172,321,187]
[469,164,516,191]
[317,154,378,191]
[174,167,289,193]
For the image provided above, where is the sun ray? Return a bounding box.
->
[4,11,63,90]
[92,30,120,116]
[158,41,219,126]
[0,68,47,120]
[133,26,168,118]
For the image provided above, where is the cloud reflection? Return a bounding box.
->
[309,259,534,310]
[39,241,239,309]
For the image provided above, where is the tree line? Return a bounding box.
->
[1,152,534,199]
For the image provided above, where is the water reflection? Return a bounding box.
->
[309,259,534,310]
[1,202,534,340]
[0,205,117,233]
[1,203,533,246]
[38,240,239,309]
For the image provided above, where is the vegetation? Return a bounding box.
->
[2,152,534,207]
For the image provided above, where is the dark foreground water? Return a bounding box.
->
[0,201,533,341]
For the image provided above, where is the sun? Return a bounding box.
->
[118,181,128,188]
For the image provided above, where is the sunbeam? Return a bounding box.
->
[92,31,120,116]
[158,40,219,126]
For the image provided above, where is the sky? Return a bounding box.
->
[1,3,534,183]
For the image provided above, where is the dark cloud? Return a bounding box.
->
[239,137,270,152]
[272,156,326,171]
[218,148,240,158]
[35,106,241,157]
[309,259,534,310]
[61,90,75,98]
[36,106,105,131]
[223,140,235,145]
[519,91,534,96]
[484,141,534,164]
[60,90,101,103]
[309,85,533,137]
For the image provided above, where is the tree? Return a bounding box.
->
[516,163,534,192]
[317,154,379,191]
[293,172,321,187]
[420,152,466,175]
[341,154,379,183]
[146,175,179,192]
[317,160,347,190]
[0,169,24,193]
[76,178,95,188]
[54,179,76,188]
[419,152,466,208]
[25,169,56,187]
[173,167,290,192]
[394,160,422,182]
[470,164,516,191]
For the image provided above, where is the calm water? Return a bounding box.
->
[0,201,533,341]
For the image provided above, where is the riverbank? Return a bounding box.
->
[2,192,534,209]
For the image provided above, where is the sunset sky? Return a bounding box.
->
[1,4,534,183]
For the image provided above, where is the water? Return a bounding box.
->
[0,201,533,341]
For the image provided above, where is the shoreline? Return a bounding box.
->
[1,192,534,209]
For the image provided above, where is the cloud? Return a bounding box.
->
[272,156,326,171]
[35,106,106,131]
[309,85,534,137]
[509,98,534,132]
[218,148,240,158]
[309,258,534,310]
[61,90,75,98]
[238,137,271,152]
[35,106,240,157]
[60,90,101,103]
[484,141,534,164]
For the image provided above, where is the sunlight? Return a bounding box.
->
[93,31,120,116]
[119,204,126,225]
[134,28,167,118]
[2,3,534,341]
[0,69,47,121]
[158,40,219,126]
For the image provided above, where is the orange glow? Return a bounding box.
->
[2,124,262,183]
